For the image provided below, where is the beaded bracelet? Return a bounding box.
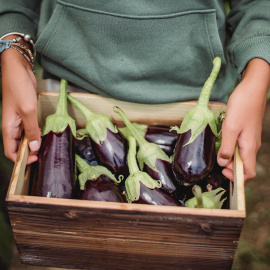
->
[0,32,36,57]
[0,37,35,73]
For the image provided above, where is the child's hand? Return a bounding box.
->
[1,45,41,164]
[217,58,270,181]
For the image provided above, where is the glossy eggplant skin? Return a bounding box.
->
[31,126,75,198]
[145,126,178,156]
[75,137,98,166]
[80,175,126,202]
[92,129,129,178]
[200,162,230,209]
[172,125,215,186]
[136,182,181,206]
[143,159,180,197]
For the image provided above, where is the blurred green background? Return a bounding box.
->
[0,76,270,269]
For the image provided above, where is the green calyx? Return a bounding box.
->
[185,185,226,209]
[67,94,118,145]
[215,111,226,153]
[75,154,120,190]
[114,106,171,173]
[118,123,147,140]
[125,136,161,202]
[170,57,221,146]
[76,128,89,139]
[42,79,76,136]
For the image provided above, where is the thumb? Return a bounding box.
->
[217,123,238,168]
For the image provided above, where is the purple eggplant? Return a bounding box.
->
[67,95,129,179]
[31,79,76,198]
[76,154,126,202]
[124,136,181,206]
[172,125,215,185]
[145,125,178,154]
[136,182,181,206]
[201,161,230,209]
[119,124,178,156]
[74,136,98,166]
[171,57,221,186]
[114,107,182,197]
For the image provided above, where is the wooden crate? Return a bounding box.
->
[6,91,245,270]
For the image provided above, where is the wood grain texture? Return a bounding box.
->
[7,199,244,270]
[6,92,245,270]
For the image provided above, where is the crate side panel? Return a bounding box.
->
[7,137,29,196]
[15,231,237,270]
[230,146,245,211]
[37,91,227,127]
[7,201,244,270]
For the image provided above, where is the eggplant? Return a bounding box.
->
[119,124,178,156]
[173,125,216,185]
[201,160,230,209]
[171,57,221,186]
[74,136,98,166]
[185,185,226,209]
[114,107,181,197]
[31,79,76,198]
[76,154,125,202]
[124,136,181,206]
[67,95,129,179]
[145,125,178,155]
[136,182,181,206]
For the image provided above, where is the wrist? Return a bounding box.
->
[1,48,32,76]
[1,33,35,57]
[0,35,35,73]
[242,58,270,89]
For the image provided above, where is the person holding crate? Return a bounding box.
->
[0,1,270,182]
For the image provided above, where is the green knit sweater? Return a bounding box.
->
[1,0,270,104]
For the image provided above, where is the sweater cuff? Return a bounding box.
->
[0,12,37,42]
[231,36,270,78]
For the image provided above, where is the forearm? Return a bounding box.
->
[241,58,270,118]
[242,58,270,95]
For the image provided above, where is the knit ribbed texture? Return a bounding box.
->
[0,0,270,104]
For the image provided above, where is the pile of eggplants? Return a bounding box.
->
[30,57,230,209]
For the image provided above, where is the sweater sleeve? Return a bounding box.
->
[0,0,42,41]
[227,0,270,76]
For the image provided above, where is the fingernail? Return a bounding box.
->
[29,140,39,152]
[218,158,228,167]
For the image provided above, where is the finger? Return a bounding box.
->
[3,138,21,162]
[226,159,234,171]
[27,154,38,165]
[20,107,41,154]
[217,120,239,168]
[2,116,22,162]
[238,139,257,181]
[222,168,234,181]
[221,159,234,181]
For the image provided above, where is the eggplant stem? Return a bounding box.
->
[127,135,140,175]
[114,107,147,148]
[197,57,221,107]
[55,79,68,116]
[67,94,94,120]
[192,185,203,208]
